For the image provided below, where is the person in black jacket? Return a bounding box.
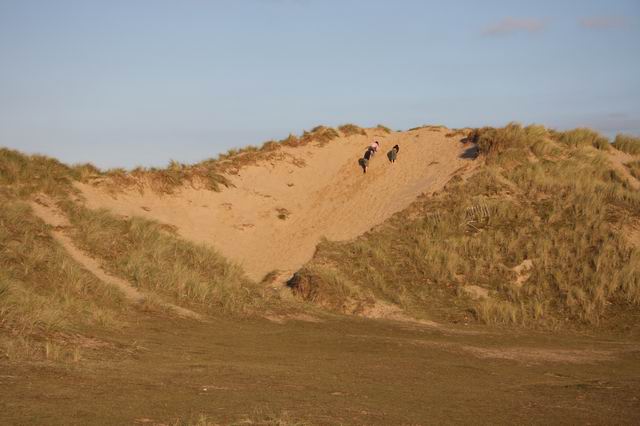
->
[360,146,375,173]
[387,144,400,163]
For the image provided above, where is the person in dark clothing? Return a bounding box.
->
[360,147,374,173]
[387,144,400,163]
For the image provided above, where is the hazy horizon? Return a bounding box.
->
[1,0,639,169]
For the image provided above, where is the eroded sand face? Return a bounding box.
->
[77,128,476,280]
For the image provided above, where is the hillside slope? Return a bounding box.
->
[77,127,476,280]
[289,125,640,329]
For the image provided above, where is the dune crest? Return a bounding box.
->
[76,127,476,280]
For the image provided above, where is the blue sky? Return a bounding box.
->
[1,0,638,168]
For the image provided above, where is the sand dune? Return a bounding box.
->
[76,127,477,280]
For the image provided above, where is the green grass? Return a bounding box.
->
[613,133,640,155]
[291,124,640,328]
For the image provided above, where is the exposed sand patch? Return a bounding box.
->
[458,345,614,364]
[513,259,534,288]
[627,226,640,248]
[462,285,490,300]
[76,128,477,281]
[264,313,323,324]
[348,334,615,363]
[608,149,640,190]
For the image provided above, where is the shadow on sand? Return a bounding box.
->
[460,145,478,159]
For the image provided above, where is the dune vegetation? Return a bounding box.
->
[613,133,640,155]
[58,200,264,315]
[289,123,640,329]
[0,198,127,361]
[1,121,639,365]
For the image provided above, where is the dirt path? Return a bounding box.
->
[608,149,640,190]
[29,196,202,320]
[76,127,477,280]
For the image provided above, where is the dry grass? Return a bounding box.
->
[0,125,343,199]
[0,199,125,360]
[292,124,640,328]
[0,123,361,199]
[376,124,392,133]
[551,127,610,151]
[338,123,366,136]
[300,125,340,146]
[445,129,467,138]
[613,134,640,155]
[81,125,343,195]
[73,163,101,182]
[174,409,309,426]
[471,123,548,160]
[626,161,640,180]
[0,148,79,197]
[409,124,446,132]
[59,201,267,316]
[126,161,233,194]
[288,266,370,313]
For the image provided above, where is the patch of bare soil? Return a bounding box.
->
[264,313,323,324]
[458,345,615,364]
[513,259,534,288]
[462,285,490,300]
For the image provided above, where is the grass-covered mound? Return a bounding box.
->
[290,124,640,329]
[0,199,127,361]
[59,201,264,315]
[0,148,283,361]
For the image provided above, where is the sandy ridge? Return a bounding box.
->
[76,127,478,280]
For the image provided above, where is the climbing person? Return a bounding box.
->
[387,144,400,163]
[360,146,374,174]
[369,140,380,155]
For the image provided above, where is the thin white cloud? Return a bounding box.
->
[483,18,546,36]
[579,16,628,30]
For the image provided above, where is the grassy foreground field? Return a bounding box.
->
[2,314,640,425]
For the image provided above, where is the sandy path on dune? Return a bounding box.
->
[608,149,640,190]
[76,127,477,281]
[30,196,202,320]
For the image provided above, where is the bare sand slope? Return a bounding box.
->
[77,127,477,280]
